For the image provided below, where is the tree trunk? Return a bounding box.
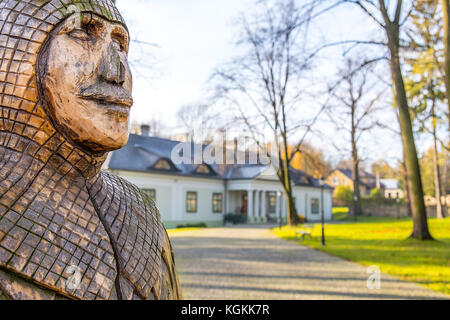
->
[441,0,450,126]
[282,144,301,226]
[429,87,445,219]
[433,135,444,219]
[351,109,362,218]
[280,165,300,226]
[401,156,413,217]
[277,130,301,226]
[440,0,450,218]
[352,160,362,217]
[286,188,300,226]
[385,21,433,239]
[443,149,449,213]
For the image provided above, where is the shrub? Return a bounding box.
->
[362,188,405,206]
[334,186,353,206]
[176,223,207,229]
[224,213,248,225]
[368,188,383,199]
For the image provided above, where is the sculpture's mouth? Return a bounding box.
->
[79,83,133,109]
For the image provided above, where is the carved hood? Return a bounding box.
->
[0,0,179,300]
[0,0,125,172]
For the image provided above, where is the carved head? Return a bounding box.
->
[38,13,133,153]
[0,0,132,157]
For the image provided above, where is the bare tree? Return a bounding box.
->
[176,103,224,143]
[212,0,326,226]
[441,0,450,125]
[327,57,383,218]
[342,0,433,239]
[290,142,332,178]
[116,0,163,81]
[405,0,447,219]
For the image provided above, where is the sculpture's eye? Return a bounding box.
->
[69,20,102,42]
[112,30,129,53]
[112,38,125,52]
[69,27,91,41]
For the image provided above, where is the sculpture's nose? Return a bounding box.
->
[99,42,126,86]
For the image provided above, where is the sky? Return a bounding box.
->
[117,0,254,127]
[115,0,418,168]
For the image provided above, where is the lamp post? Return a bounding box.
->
[319,177,326,246]
[353,194,358,222]
[277,191,282,230]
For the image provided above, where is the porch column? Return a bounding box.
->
[276,192,281,221]
[247,190,254,221]
[261,191,266,219]
[254,190,260,219]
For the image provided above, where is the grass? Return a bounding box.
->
[273,216,450,295]
[332,207,351,221]
[333,206,350,214]
[167,227,204,234]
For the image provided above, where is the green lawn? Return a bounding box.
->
[167,227,204,234]
[273,217,450,295]
[333,206,350,215]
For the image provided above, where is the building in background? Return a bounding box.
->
[326,168,378,197]
[105,130,334,228]
[380,179,404,199]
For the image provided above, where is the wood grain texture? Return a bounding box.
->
[0,0,182,300]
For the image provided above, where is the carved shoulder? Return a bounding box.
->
[158,229,183,300]
[0,269,67,300]
[88,171,182,300]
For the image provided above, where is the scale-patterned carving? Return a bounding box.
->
[87,171,181,300]
[0,0,182,300]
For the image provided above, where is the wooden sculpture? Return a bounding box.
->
[0,0,182,300]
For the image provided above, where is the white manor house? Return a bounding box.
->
[105,132,334,228]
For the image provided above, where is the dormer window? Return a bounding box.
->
[153,159,173,170]
[154,159,171,170]
[195,164,212,175]
[300,176,309,184]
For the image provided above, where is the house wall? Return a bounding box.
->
[326,170,369,197]
[425,195,450,206]
[109,170,334,228]
[111,170,225,228]
[384,189,404,199]
[326,170,353,192]
[292,187,333,222]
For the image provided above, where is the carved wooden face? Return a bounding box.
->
[39,13,133,154]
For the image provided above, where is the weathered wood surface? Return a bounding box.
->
[0,0,181,300]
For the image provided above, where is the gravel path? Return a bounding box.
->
[169,225,449,300]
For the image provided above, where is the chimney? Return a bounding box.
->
[141,124,150,137]
[234,137,238,164]
[376,171,381,189]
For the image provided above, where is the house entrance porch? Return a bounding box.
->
[227,189,287,224]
